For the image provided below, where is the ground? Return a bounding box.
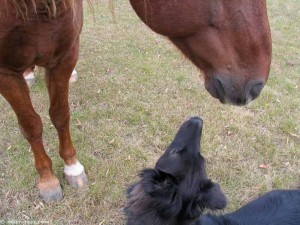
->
[0,0,299,224]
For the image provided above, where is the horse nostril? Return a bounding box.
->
[236,97,246,105]
[249,81,264,99]
[206,77,264,105]
[214,78,226,102]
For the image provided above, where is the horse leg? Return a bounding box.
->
[45,51,88,189]
[0,73,63,202]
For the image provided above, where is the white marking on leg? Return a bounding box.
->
[69,69,78,83]
[64,161,84,177]
[24,71,36,87]
[25,72,35,80]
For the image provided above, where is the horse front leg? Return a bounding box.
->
[0,73,63,202]
[45,50,88,189]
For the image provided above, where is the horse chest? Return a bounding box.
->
[0,16,80,71]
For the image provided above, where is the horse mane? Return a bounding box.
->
[1,0,90,21]
[2,0,114,22]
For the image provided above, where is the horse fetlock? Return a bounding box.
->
[59,149,77,164]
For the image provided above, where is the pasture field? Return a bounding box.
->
[0,0,299,224]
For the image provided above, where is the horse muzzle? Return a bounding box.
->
[205,76,265,106]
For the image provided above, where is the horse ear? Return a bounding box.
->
[140,168,178,202]
[200,181,227,210]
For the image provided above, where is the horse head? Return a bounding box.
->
[130,0,272,105]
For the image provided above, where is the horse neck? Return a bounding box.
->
[129,0,267,37]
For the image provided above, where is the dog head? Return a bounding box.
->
[125,117,227,225]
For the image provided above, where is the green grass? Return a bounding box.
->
[0,0,299,224]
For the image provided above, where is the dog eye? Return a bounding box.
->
[170,147,184,154]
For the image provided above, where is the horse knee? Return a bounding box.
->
[49,108,70,131]
[18,114,43,142]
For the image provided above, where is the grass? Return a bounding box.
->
[0,0,299,224]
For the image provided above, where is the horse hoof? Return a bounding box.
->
[38,178,63,202]
[65,171,88,189]
[39,185,63,202]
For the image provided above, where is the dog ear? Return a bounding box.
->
[180,199,204,220]
[127,183,138,198]
[140,168,182,218]
[140,168,178,202]
[199,181,227,210]
[174,181,226,220]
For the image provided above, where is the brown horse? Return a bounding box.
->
[130,0,272,105]
[0,0,86,202]
[0,0,271,202]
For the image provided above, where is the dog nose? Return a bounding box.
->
[205,77,265,105]
[189,117,203,127]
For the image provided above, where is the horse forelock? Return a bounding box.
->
[1,0,114,21]
[1,0,80,21]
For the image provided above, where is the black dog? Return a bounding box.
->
[125,117,300,225]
